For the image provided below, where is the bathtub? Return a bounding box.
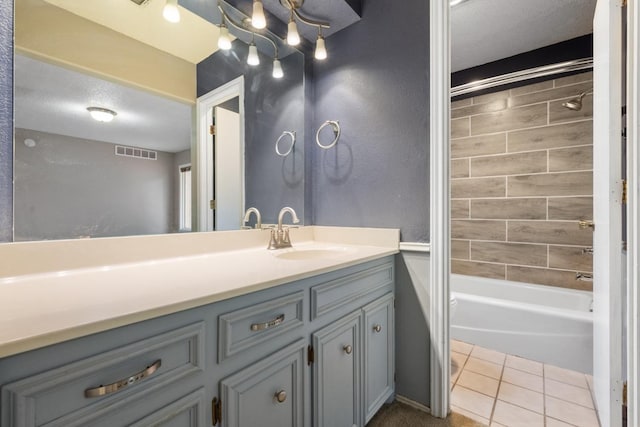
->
[451,274,593,374]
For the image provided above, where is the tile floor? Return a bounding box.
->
[450,339,600,427]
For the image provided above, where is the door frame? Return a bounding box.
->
[195,76,245,232]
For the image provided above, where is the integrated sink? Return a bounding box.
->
[274,246,353,261]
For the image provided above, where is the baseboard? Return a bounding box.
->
[395,395,432,414]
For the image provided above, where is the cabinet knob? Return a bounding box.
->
[373,324,382,333]
[275,390,287,403]
[343,344,352,355]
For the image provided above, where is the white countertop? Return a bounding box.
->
[0,226,399,358]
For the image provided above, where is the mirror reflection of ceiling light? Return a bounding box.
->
[450,0,471,6]
[251,0,267,29]
[247,42,260,66]
[163,0,180,23]
[272,59,284,78]
[24,138,37,148]
[87,107,117,123]
[218,24,232,50]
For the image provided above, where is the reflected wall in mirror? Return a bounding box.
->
[11,0,306,241]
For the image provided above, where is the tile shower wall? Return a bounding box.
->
[450,72,594,291]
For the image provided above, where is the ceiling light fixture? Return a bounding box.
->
[251,0,267,29]
[87,107,117,123]
[218,22,232,50]
[247,38,260,66]
[272,59,284,79]
[162,0,180,23]
[287,11,300,46]
[314,27,327,60]
[282,0,329,58]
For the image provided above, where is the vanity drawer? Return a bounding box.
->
[218,291,304,362]
[1,322,205,427]
[310,261,394,320]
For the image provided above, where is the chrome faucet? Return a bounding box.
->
[242,207,262,229]
[268,207,300,249]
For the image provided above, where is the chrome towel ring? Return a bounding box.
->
[316,120,340,149]
[275,131,296,157]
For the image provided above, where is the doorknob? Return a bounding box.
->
[578,219,594,230]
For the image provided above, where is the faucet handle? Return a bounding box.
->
[281,227,291,245]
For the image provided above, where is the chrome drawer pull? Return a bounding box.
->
[275,390,287,403]
[250,314,285,331]
[373,324,382,333]
[343,344,352,355]
[84,359,161,398]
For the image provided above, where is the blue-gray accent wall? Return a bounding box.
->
[310,0,430,243]
[0,1,12,242]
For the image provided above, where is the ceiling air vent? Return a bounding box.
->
[115,145,157,160]
[129,0,150,5]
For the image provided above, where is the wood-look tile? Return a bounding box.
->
[452,177,506,198]
[451,386,495,419]
[451,199,470,219]
[508,82,592,108]
[549,145,593,172]
[508,221,592,246]
[452,117,471,138]
[497,382,544,414]
[549,96,593,123]
[510,80,554,97]
[554,71,593,87]
[452,133,507,159]
[452,158,470,178]
[548,196,593,220]
[471,103,547,135]
[508,171,592,197]
[451,260,505,280]
[452,97,473,108]
[452,220,506,241]
[470,241,547,267]
[492,400,544,427]
[507,266,593,291]
[549,245,593,272]
[502,367,544,393]
[545,396,599,427]
[451,99,508,119]
[470,151,547,177]
[471,198,547,220]
[452,239,470,260]
[545,378,595,409]
[472,89,510,105]
[507,120,592,153]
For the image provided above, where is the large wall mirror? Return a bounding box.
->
[12,0,305,241]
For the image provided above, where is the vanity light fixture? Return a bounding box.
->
[314,27,327,60]
[218,23,232,50]
[162,0,180,23]
[251,0,267,29]
[247,39,260,66]
[87,107,117,123]
[286,11,301,46]
[272,58,284,78]
[281,0,329,58]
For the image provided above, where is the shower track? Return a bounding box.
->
[451,57,593,97]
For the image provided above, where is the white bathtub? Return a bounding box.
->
[451,274,593,374]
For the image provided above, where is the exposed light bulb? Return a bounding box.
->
[251,0,267,29]
[87,107,117,123]
[247,43,260,66]
[287,15,300,46]
[218,24,232,50]
[272,59,283,79]
[163,0,180,23]
[315,36,327,60]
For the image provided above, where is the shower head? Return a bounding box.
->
[562,91,592,111]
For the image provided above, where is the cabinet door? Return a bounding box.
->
[363,293,395,423]
[313,311,361,427]
[219,339,305,427]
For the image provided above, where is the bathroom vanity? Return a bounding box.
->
[0,226,398,427]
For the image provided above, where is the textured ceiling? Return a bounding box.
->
[451,0,597,72]
[15,54,192,153]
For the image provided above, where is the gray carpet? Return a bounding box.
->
[367,401,487,427]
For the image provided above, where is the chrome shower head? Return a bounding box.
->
[562,91,590,111]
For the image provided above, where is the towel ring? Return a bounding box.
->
[316,120,340,149]
[275,131,296,157]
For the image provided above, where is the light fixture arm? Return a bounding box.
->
[218,2,279,58]
[283,0,330,29]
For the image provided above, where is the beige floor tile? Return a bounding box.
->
[471,345,506,365]
[465,357,504,380]
[490,423,507,427]
[451,385,496,419]
[502,367,544,393]
[451,405,490,426]
[545,395,600,427]
[545,377,595,408]
[452,351,469,387]
[505,354,543,376]
[497,382,544,414]
[546,417,576,427]
[492,400,544,426]
[544,364,588,389]
[457,370,500,397]
[452,339,474,355]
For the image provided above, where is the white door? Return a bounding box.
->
[214,106,242,231]
[593,0,624,425]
